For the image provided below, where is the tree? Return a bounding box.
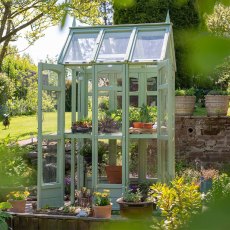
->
[206,3,230,37]
[0,0,105,70]
[113,0,200,88]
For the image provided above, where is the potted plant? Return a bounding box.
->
[129,106,142,128]
[75,187,92,208]
[175,88,196,116]
[79,140,107,165]
[205,90,229,116]
[116,184,153,219]
[140,104,157,129]
[71,117,92,133]
[200,169,219,193]
[98,113,121,133]
[6,190,30,213]
[93,189,112,218]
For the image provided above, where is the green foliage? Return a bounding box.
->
[0,136,36,187]
[0,202,11,230]
[207,89,229,95]
[205,3,230,37]
[129,106,141,122]
[1,49,38,116]
[175,88,195,96]
[79,140,108,158]
[123,189,142,203]
[149,177,202,229]
[211,57,230,91]
[140,104,157,123]
[93,189,111,206]
[206,173,230,203]
[0,73,15,112]
[178,168,201,184]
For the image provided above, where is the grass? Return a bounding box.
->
[0,112,72,141]
[193,105,230,116]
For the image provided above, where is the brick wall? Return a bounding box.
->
[175,116,230,169]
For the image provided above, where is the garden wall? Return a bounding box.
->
[8,213,152,230]
[175,116,230,169]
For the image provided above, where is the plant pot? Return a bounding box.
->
[93,205,112,218]
[143,123,153,129]
[116,198,153,219]
[9,200,26,213]
[205,95,229,116]
[175,96,196,116]
[105,165,122,184]
[133,122,143,128]
[200,178,212,193]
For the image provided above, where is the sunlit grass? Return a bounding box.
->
[0,112,72,141]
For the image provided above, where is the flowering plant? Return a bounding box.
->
[93,189,110,206]
[6,190,30,201]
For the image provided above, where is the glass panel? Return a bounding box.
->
[97,31,131,62]
[64,33,98,63]
[147,77,157,91]
[129,140,157,181]
[97,139,122,184]
[130,77,139,91]
[42,139,58,183]
[130,96,138,107]
[160,89,168,135]
[97,71,123,134]
[42,90,58,135]
[79,139,92,185]
[132,30,165,61]
[147,96,157,106]
[42,70,59,87]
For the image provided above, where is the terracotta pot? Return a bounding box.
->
[93,205,112,218]
[105,165,122,184]
[143,123,153,129]
[133,122,143,128]
[9,200,26,213]
[116,198,153,219]
[175,96,196,116]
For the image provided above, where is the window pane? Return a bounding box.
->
[97,32,131,62]
[132,30,165,61]
[64,33,98,63]
[42,139,58,183]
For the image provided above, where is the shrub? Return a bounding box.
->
[175,88,195,96]
[149,177,202,229]
[0,202,12,230]
[206,173,230,203]
[0,136,36,187]
[207,89,229,95]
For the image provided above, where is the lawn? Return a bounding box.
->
[0,112,72,141]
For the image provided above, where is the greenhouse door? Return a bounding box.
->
[37,63,65,208]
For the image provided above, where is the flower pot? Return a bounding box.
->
[116,198,153,219]
[105,165,122,184]
[133,122,143,128]
[143,123,153,129]
[9,200,26,213]
[175,96,196,116]
[93,205,112,218]
[205,95,229,116]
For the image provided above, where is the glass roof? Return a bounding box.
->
[58,23,173,64]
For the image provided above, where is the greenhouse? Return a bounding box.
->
[37,18,176,209]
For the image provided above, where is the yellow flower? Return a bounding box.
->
[24,191,30,197]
